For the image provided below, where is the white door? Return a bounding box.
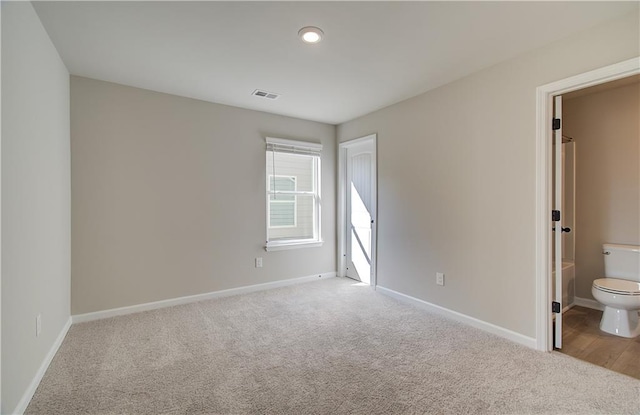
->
[553,95,564,349]
[345,139,376,284]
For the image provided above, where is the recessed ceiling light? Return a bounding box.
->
[298,26,324,44]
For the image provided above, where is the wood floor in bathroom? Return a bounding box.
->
[558,306,640,380]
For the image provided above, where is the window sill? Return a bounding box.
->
[265,240,324,252]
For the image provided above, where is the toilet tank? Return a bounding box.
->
[603,244,640,282]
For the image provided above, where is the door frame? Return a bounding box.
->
[535,57,639,351]
[338,134,378,287]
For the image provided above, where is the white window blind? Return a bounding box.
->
[266,137,322,250]
[265,137,323,156]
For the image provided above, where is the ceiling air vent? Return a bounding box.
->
[252,89,280,100]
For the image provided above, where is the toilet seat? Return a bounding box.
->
[593,278,640,296]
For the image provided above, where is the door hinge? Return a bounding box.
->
[552,210,560,221]
[552,118,561,130]
[552,301,561,313]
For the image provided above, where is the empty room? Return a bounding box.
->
[2,1,639,414]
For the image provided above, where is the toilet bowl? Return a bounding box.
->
[592,278,640,338]
[591,244,640,338]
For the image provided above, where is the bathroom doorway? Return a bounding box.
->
[535,57,640,353]
[555,75,640,379]
[537,59,640,378]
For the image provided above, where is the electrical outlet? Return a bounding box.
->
[36,314,42,337]
[255,257,263,268]
[436,272,445,286]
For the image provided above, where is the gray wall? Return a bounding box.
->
[564,82,640,300]
[1,2,71,413]
[337,11,639,338]
[71,77,336,315]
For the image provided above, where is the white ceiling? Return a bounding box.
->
[33,1,638,125]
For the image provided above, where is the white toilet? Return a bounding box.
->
[591,243,640,338]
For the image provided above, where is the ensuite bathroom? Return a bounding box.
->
[553,75,640,379]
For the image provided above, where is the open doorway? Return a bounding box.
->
[535,57,640,355]
[338,134,377,287]
[554,76,640,379]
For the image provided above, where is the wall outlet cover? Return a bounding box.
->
[436,272,445,286]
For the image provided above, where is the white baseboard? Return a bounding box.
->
[72,272,337,324]
[376,286,537,349]
[13,316,72,415]
[573,296,604,311]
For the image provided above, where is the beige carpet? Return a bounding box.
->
[26,277,640,414]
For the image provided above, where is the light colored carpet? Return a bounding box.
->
[26,277,640,414]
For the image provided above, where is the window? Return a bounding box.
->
[268,176,297,228]
[266,137,322,250]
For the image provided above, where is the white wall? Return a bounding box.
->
[564,82,640,300]
[1,2,70,413]
[71,77,336,315]
[337,11,639,338]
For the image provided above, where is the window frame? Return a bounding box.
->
[265,137,323,251]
